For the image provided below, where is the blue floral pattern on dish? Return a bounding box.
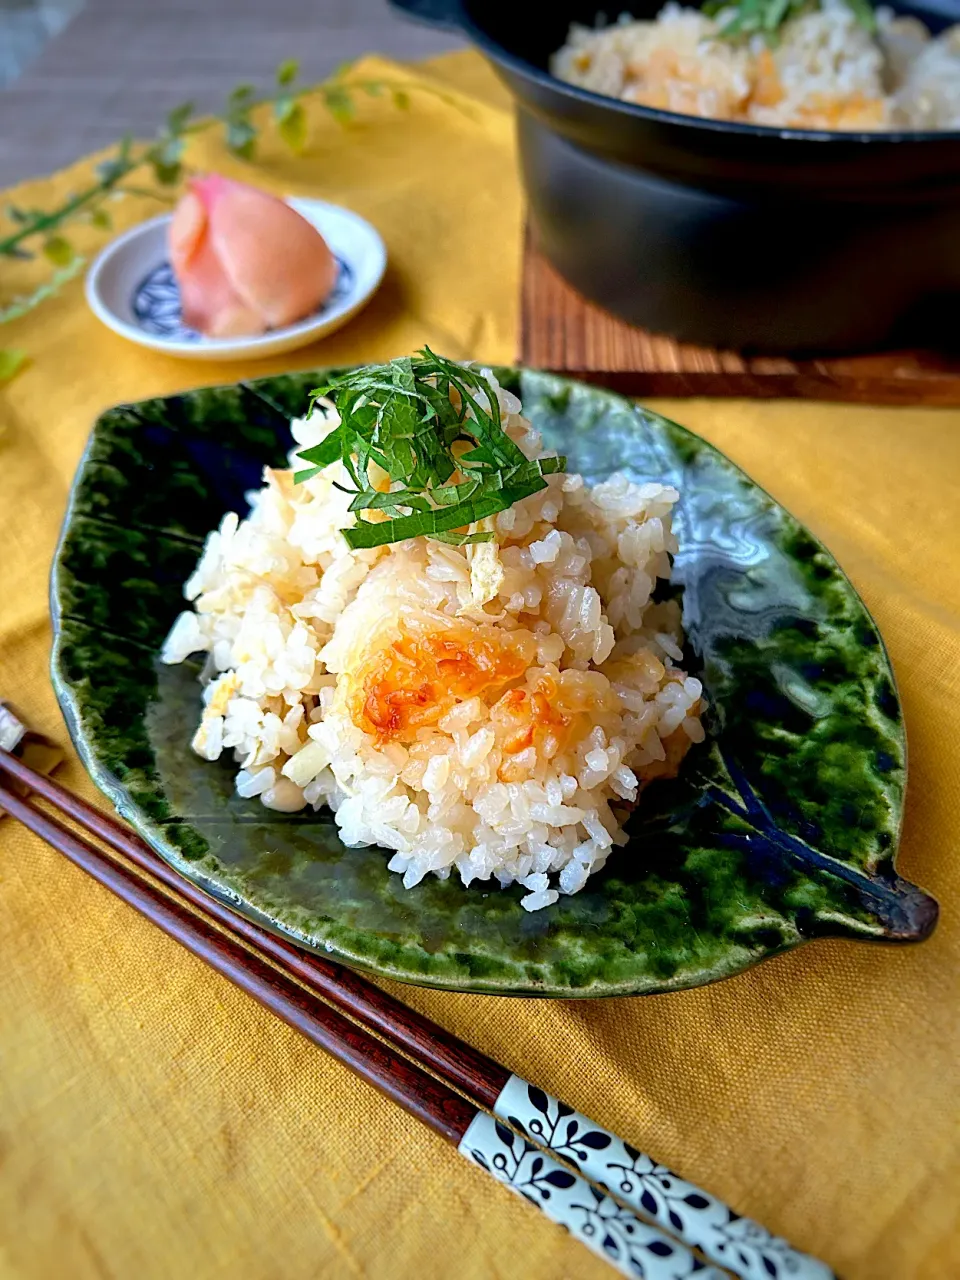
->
[131,256,354,340]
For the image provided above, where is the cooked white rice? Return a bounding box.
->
[161,369,704,911]
[551,1,960,131]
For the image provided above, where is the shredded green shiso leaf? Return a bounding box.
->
[702,0,876,42]
[293,348,566,551]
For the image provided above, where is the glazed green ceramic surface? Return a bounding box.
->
[50,369,937,996]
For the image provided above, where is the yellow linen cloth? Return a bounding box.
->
[1,50,958,1280]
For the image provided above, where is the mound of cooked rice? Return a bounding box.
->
[161,369,704,911]
[551,0,960,131]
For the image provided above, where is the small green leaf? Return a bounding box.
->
[293,465,328,484]
[42,236,75,267]
[228,83,256,108]
[96,146,135,186]
[157,161,184,185]
[5,205,29,224]
[88,207,113,230]
[295,426,345,471]
[151,158,182,185]
[277,101,307,152]
[276,58,298,87]
[226,117,257,160]
[0,350,27,385]
[362,81,384,97]
[845,0,876,31]
[432,530,496,545]
[712,0,869,41]
[324,85,355,125]
[165,101,195,135]
[148,134,186,185]
[392,89,411,111]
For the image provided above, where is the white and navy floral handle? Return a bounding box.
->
[460,1108,725,1279]
[460,1076,836,1280]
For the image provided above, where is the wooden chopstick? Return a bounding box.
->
[0,748,834,1280]
[0,749,506,1109]
[0,753,730,1280]
[0,775,474,1137]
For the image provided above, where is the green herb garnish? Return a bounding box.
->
[293,349,565,551]
[703,0,875,42]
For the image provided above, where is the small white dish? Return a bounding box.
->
[85,197,387,361]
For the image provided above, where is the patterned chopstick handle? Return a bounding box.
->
[489,1076,836,1280]
[459,1110,726,1279]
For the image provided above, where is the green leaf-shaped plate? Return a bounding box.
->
[50,369,938,997]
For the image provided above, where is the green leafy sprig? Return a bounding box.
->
[0,58,433,373]
[703,0,875,42]
[0,60,409,264]
[294,349,566,550]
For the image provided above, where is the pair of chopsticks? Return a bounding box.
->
[0,748,833,1280]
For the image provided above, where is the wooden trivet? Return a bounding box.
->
[519,231,960,405]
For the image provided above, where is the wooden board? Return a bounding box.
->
[519,231,960,405]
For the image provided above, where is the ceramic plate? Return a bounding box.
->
[85,198,386,361]
[50,369,938,997]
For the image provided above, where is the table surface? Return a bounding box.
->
[0,0,464,189]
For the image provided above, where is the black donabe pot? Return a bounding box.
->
[391,0,960,353]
